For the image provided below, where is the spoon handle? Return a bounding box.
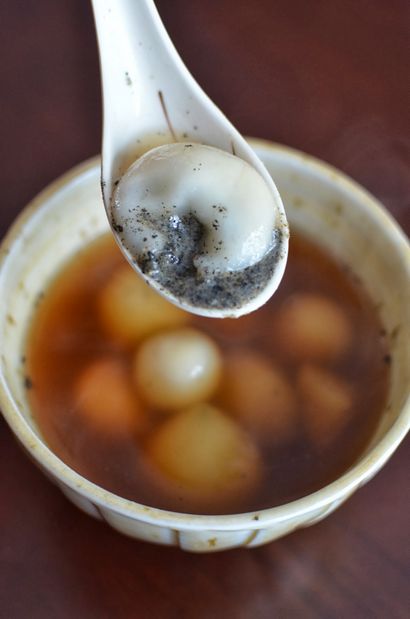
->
[91,0,257,201]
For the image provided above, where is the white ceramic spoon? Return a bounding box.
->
[92,0,288,317]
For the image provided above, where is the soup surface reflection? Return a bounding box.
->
[26,232,390,514]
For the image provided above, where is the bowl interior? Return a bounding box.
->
[254,141,410,453]
[0,142,409,520]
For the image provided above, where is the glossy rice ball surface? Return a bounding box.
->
[134,327,222,411]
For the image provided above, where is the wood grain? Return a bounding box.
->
[0,1,409,617]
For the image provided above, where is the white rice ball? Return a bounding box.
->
[134,327,222,411]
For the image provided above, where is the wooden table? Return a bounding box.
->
[1,2,409,617]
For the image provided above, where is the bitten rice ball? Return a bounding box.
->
[297,364,354,447]
[218,351,297,442]
[146,403,261,503]
[274,293,352,362]
[74,357,144,435]
[134,327,222,411]
[98,264,187,344]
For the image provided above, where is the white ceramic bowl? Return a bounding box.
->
[0,140,409,552]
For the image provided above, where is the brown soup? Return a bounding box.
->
[25,231,390,514]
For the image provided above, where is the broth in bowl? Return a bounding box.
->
[25,230,390,515]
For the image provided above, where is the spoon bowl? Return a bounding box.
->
[91,0,288,317]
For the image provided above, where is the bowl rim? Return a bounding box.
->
[1,140,409,532]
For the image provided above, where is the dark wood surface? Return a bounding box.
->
[1,2,409,617]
